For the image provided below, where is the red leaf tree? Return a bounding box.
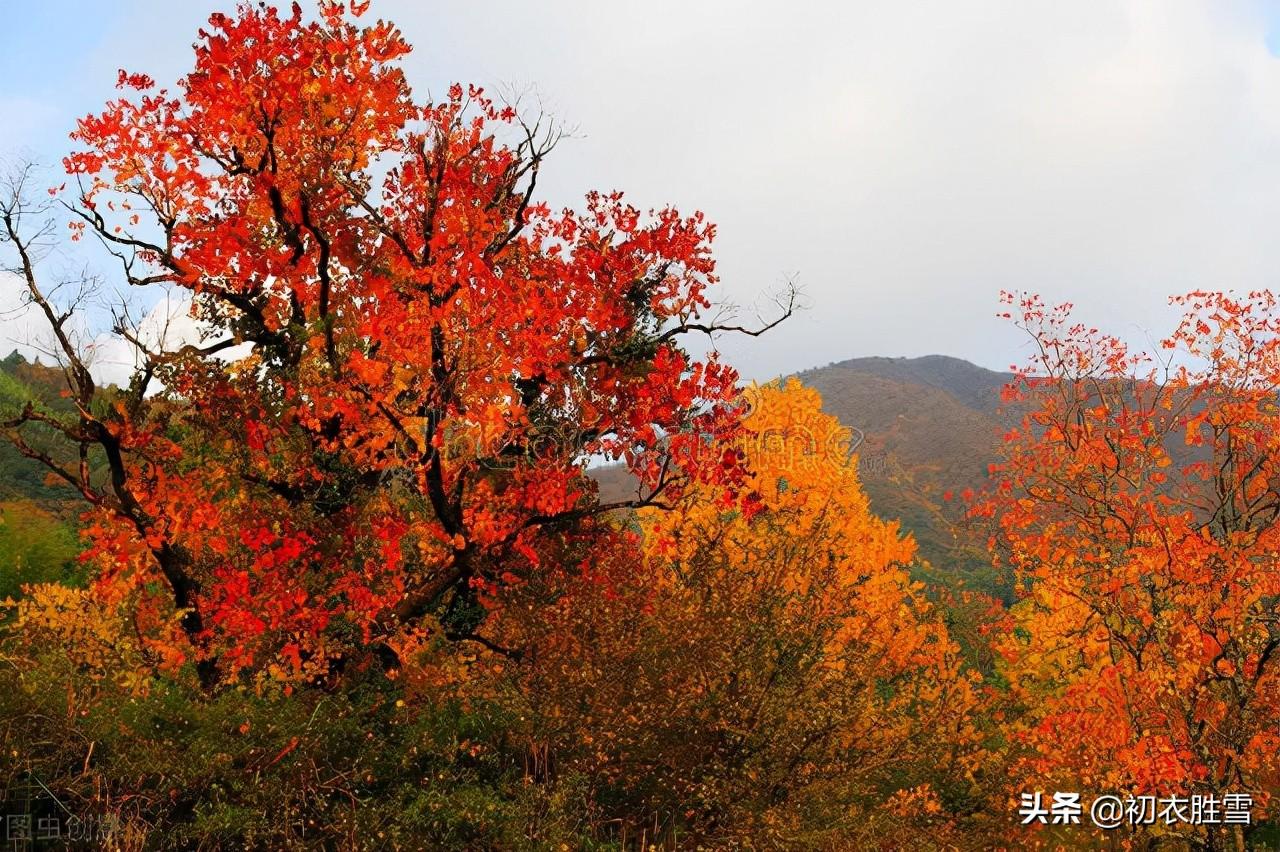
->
[982,290,1280,846]
[0,1,791,689]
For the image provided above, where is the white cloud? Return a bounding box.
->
[14,0,1280,380]
[0,270,96,372]
[370,0,1280,377]
[0,271,240,389]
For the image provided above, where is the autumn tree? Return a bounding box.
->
[487,379,984,847]
[0,1,791,691]
[982,290,1280,850]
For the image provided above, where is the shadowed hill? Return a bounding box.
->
[800,354,1011,414]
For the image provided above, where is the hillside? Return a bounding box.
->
[804,354,1010,413]
[0,352,89,596]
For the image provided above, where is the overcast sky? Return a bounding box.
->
[6,0,1280,381]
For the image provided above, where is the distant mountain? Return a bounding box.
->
[797,354,1011,414]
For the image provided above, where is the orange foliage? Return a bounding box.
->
[984,290,1280,843]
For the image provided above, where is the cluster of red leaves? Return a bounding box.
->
[980,289,1280,827]
[60,1,752,685]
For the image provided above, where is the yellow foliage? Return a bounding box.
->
[521,378,986,841]
[6,583,155,695]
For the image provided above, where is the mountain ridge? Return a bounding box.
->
[791,353,1013,414]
